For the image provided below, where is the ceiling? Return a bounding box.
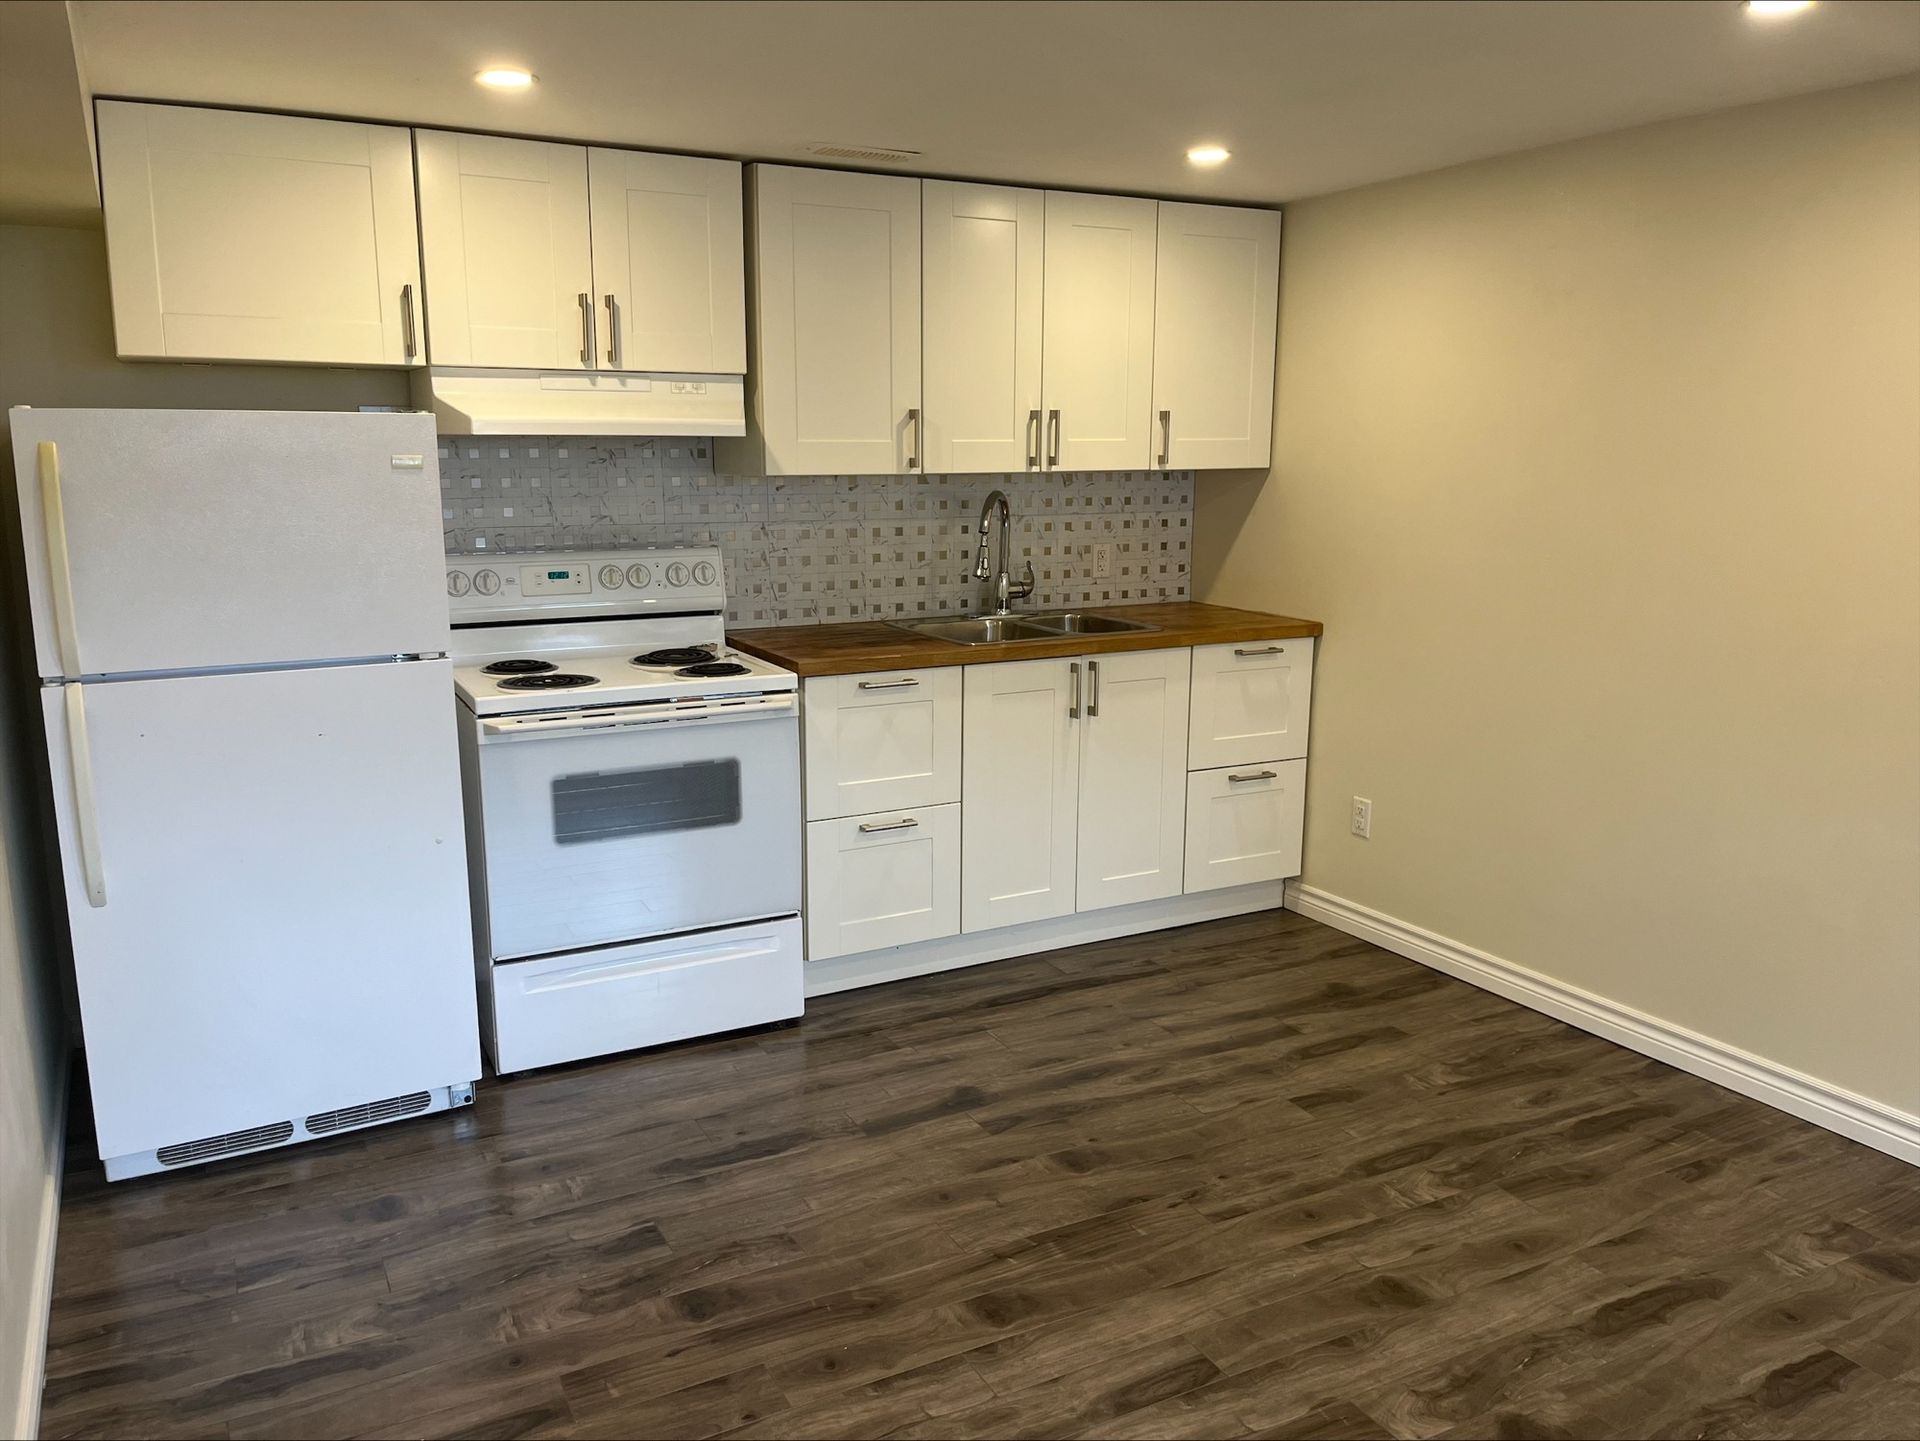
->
[5,0,1919,225]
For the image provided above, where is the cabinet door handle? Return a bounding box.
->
[1234,646,1284,657]
[1158,409,1171,468]
[1088,659,1100,718]
[1026,408,1041,469]
[579,292,595,368]
[1047,409,1061,468]
[858,817,920,834]
[1068,660,1081,719]
[857,677,919,690]
[1228,770,1278,784]
[401,283,418,361]
[905,408,920,470]
[604,294,621,368]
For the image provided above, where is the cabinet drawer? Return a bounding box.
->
[1188,638,1314,769]
[1184,760,1305,893]
[806,804,960,961]
[803,669,961,820]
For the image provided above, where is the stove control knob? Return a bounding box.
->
[446,570,471,597]
[665,562,691,587]
[692,560,717,586]
[598,564,625,590]
[626,562,652,588]
[473,569,501,596]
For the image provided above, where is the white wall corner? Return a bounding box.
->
[1284,881,1920,1169]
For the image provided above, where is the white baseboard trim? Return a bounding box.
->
[1285,883,1920,1168]
[9,1059,67,1441]
[806,881,1289,997]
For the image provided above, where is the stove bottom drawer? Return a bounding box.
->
[487,917,802,1074]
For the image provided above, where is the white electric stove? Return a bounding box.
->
[448,547,803,1074]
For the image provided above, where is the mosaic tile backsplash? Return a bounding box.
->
[439,436,1193,629]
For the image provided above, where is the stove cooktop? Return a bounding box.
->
[453,642,796,716]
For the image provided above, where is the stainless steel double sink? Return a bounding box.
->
[891,611,1160,646]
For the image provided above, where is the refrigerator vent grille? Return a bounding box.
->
[306,1091,432,1135]
[156,1121,295,1167]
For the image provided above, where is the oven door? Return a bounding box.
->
[474,694,801,959]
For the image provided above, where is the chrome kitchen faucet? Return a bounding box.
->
[974,489,1036,616]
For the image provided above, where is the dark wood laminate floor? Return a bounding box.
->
[41,909,1920,1441]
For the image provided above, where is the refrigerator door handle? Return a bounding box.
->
[38,441,82,676]
[64,685,107,908]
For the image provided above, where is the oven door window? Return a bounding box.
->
[551,759,741,845]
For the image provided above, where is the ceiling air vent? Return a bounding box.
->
[805,142,922,164]
[156,1120,295,1167]
[306,1090,432,1135]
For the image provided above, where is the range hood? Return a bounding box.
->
[412,368,746,437]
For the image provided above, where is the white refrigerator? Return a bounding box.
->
[10,407,481,1180]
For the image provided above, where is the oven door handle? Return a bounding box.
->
[479,692,796,741]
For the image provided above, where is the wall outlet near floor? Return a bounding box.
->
[1351,797,1372,839]
[1085,542,1115,580]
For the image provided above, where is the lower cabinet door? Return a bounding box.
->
[806,804,960,960]
[1075,649,1191,912]
[1184,759,1306,893]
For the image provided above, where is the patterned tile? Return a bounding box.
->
[439,436,1193,629]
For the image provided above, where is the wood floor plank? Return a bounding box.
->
[40,908,1919,1441]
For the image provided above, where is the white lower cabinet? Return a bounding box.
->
[1075,650,1191,911]
[805,804,960,961]
[961,658,1081,932]
[801,638,1313,964]
[1184,759,1306,893]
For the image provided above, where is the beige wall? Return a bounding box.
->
[0,221,409,1433]
[1195,75,1920,1115]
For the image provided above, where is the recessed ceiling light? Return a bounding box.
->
[1187,144,1231,167]
[475,67,536,91]
[1743,0,1815,16]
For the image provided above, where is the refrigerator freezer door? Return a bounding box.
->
[41,660,480,1163]
[11,408,448,679]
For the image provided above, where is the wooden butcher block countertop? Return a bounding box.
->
[731,602,1323,678]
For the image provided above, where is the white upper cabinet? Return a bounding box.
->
[1151,202,1282,469]
[922,181,1044,474]
[1041,191,1158,472]
[97,101,422,366]
[415,131,593,370]
[587,149,746,374]
[722,165,922,477]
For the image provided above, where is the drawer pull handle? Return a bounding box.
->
[1228,770,1278,783]
[1234,646,1284,657]
[857,678,920,690]
[857,817,920,834]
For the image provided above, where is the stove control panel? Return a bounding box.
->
[446,547,725,622]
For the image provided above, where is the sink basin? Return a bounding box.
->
[1026,612,1160,635]
[892,610,1162,646]
[894,615,1062,645]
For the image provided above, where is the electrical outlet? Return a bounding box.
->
[1351,797,1372,839]
[1087,542,1115,580]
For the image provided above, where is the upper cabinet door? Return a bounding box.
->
[1041,192,1157,472]
[1151,203,1281,470]
[750,165,922,476]
[416,131,593,370]
[96,101,421,367]
[588,149,746,374]
[922,180,1044,475]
